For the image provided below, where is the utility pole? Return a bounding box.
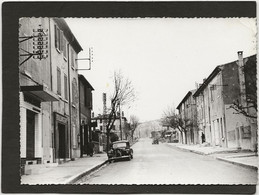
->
[119,103,122,140]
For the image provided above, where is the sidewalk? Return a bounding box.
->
[166,143,258,170]
[21,153,108,185]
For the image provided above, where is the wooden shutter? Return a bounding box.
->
[54,25,58,49]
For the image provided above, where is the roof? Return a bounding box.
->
[176,90,196,110]
[193,66,222,97]
[193,53,257,98]
[78,74,94,90]
[53,18,83,53]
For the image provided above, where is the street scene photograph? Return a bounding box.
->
[18,17,257,185]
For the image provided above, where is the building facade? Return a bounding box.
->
[19,18,83,174]
[78,74,94,157]
[91,114,129,152]
[193,52,257,151]
[177,90,199,145]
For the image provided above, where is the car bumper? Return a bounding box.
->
[108,155,131,161]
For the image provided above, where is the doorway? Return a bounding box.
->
[58,123,66,158]
[26,110,36,159]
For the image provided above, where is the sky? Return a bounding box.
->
[65,18,256,122]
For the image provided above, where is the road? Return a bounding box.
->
[76,138,257,185]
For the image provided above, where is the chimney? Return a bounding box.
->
[237,51,244,67]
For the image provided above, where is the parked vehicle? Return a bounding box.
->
[108,140,133,162]
[152,138,159,144]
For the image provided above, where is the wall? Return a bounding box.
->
[19,18,52,164]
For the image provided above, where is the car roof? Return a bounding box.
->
[113,140,129,143]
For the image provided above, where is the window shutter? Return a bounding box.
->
[57,68,61,95]
[60,31,63,52]
[54,25,58,49]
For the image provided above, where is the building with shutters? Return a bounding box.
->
[176,90,199,145]
[78,74,94,157]
[193,52,257,151]
[19,18,83,174]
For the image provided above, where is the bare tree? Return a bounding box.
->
[130,115,140,139]
[161,106,187,144]
[105,71,135,152]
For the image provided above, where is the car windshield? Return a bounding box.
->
[113,142,127,148]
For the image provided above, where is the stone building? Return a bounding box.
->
[78,74,94,157]
[176,90,199,145]
[193,52,257,151]
[91,113,129,152]
[19,18,83,174]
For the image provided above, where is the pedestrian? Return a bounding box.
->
[201,132,205,143]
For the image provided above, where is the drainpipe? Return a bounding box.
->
[78,77,83,157]
[67,44,73,160]
[237,51,247,111]
[48,18,55,162]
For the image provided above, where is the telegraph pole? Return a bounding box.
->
[119,103,122,140]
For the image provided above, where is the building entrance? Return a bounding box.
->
[26,110,36,159]
[58,123,66,158]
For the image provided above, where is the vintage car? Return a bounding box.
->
[108,140,133,162]
[152,138,159,144]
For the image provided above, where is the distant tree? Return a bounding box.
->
[105,71,135,152]
[130,115,140,139]
[161,106,189,144]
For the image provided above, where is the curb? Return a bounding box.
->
[165,143,208,155]
[216,157,258,171]
[65,159,109,184]
[165,143,258,170]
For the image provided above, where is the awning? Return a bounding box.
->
[20,85,59,102]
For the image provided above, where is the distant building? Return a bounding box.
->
[91,113,129,151]
[193,52,257,151]
[78,74,94,156]
[19,18,83,174]
[177,90,199,145]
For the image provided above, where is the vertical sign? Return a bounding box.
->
[33,24,48,60]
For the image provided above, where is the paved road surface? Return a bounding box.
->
[77,138,257,185]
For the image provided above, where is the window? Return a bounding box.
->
[71,49,75,68]
[64,74,68,100]
[210,88,214,102]
[84,86,87,106]
[63,39,67,59]
[60,31,64,52]
[100,126,103,131]
[57,67,61,95]
[54,24,63,52]
[72,78,77,104]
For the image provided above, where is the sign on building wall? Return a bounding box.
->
[33,25,48,60]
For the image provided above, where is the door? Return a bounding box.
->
[26,110,36,159]
[58,123,66,158]
[83,125,88,154]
